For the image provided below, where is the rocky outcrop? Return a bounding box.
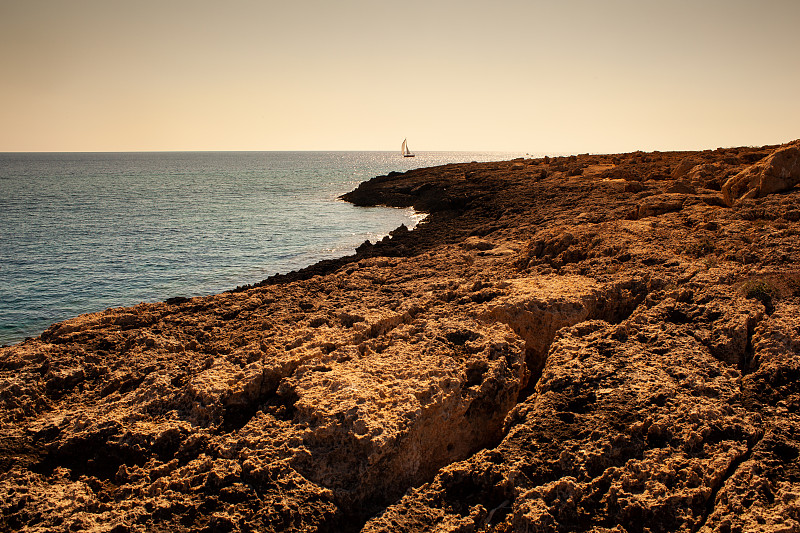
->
[2,141,800,532]
[723,141,800,205]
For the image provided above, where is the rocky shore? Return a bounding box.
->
[2,140,800,532]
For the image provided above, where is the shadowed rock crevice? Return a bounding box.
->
[220,386,297,433]
[480,276,649,404]
[32,442,146,484]
[693,431,762,533]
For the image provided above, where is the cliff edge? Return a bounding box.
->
[2,142,800,532]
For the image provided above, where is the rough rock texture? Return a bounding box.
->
[2,141,800,532]
[723,141,800,206]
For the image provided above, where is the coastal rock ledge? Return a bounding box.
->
[2,141,800,532]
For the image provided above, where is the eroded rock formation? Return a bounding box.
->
[1,141,799,532]
[722,141,800,206]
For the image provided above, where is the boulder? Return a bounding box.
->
[637,193,686,218]
[722,141,800,205]
[685,163,725,190]
[670,157,699,180]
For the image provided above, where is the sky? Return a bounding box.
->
[1,0,798,153]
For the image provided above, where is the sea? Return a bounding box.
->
[0,151,524,346]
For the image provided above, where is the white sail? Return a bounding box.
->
[401,138,415,157]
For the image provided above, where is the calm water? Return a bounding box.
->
[0,151,523,345]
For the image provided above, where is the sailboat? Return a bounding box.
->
[401,138,415,157]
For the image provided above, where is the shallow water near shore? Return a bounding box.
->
[0,150,523,345]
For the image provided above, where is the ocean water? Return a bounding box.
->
[0,151,523,346]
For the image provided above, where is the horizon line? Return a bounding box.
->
[1,137,792,156]
[0,141,783,157]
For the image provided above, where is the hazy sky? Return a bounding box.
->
[1,0,798,153]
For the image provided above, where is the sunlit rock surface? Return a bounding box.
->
[2,141,800,532]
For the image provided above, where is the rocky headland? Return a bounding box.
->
[2,140,800,532]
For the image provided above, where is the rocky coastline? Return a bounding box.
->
[2,140,800,532]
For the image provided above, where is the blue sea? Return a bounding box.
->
[0,151,523,345]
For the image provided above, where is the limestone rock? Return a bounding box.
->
[722,141,800,205]
[636,193,687,218]
[671,157,699,180]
